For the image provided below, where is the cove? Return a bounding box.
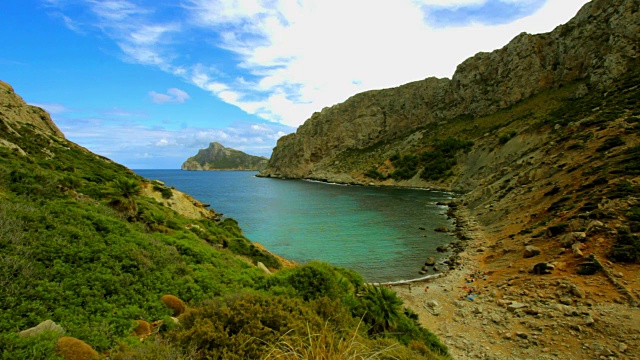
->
[135,170,456,282]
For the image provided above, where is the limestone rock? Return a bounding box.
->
[425,257,436,266]
[182,142,268,171]
[257,261,272,275]
[524,245,541,258]
[260,0,640,182]
[0,81,65,138]
[18,320,65,337]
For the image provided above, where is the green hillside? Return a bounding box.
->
[0,84,448,359]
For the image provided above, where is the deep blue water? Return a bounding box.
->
[135,170,456,282]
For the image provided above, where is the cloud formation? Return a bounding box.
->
[47,0,590,128]
[149,88,190,104]
[53,112,294,169]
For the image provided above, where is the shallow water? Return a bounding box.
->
[135,170,456,282]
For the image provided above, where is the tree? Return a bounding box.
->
[361,285,403,333]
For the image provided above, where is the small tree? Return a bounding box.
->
[108,177,141,216]
[361,285,403,333]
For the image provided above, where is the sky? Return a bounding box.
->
[1,0,590,169]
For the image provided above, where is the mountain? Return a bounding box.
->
[260,0,638,185]
[182,142,269,171]
[0,81,447,358]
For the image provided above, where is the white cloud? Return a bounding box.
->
[30,102,68,114]
[50,0,590,128]
[149,88,190,104]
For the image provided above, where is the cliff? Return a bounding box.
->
[182,142,268,171]
[260,0,639,183]
[0,80,65,140]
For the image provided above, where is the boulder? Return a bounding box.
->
[524,245,541,258]
[436,245,449,252]
[572,242,584,257]
[507,302,527,312]
[19,320,65,338]
[421,265,429,272]
[532,262,555,275]
[257,262,272,275]
[434,226,449,233]
[425,257,436,266]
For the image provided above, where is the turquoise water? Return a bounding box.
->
[135,170,456,282]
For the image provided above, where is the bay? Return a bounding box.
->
[135,170,456,282]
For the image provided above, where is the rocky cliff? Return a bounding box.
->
[0,80,65,140]
[182,142,268,171]
[260,0,639,183]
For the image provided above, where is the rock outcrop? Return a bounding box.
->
[182,142,268,171]
[260,0,639,182]
[0,80,65,139]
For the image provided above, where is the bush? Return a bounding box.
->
[55,336,99,360]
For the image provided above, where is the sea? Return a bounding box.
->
[134,170,457,283]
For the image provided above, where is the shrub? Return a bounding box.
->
[359,285,403,333]
[170,292,324,360]
[55,336,99,360]
[131,320,151,337]
[161,295,186,317]
[152,184,173,199]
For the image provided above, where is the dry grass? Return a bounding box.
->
[261,320,443,360]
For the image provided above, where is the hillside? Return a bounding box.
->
[0,81,449,359]
[259,0,640,358]
[182,142,268,171]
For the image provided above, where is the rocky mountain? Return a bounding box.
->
[0,81,64,139]
[182,142,268,171]
[260,0,639,185]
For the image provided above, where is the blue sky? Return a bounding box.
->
[1,0,589,169]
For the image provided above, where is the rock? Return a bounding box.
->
[19,320,65,337]
[560,232,587,247]
[570,284,586,299]
[436,245,449,252]
[524,245,541,258]
[257,262,272,275]
[421,265,429,272]
[434,226,449,232]
[532,262,554,275]
[571,242,584,257]
[419,270,427,275]
[433,266,441,272]
[497,299,512,307]
[618,343,627,353]
[425,257,436,266]
[559,297,573,305]
[516,332,528,339]
[419,226,426,231]
[426,300,440,308]
[473,306,483,314]
[182,142,268,171]
[584,316,595,326]
[507,302,527,312]
[170,316,180,324]
[55,337,99,360]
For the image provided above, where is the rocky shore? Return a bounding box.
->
[393,202,640,360]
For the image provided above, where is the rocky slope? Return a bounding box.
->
[0,81,65,140]
[182,142,268,171]
[260,0,638,184]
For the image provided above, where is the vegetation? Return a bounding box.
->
[365,137,473,182]
[0,121,448,358]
